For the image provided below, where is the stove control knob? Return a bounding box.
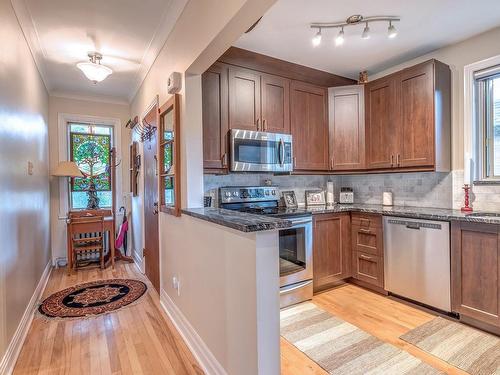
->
[224,191,231,198]
[232,191,239,197]
[271,190,276,195]
[265,190,270,196]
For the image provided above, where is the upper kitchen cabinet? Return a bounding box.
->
[228,66,261,131]
[202,62,229,171]
[365,76,399,169]
[261,73,290,133]
[291,81,329,171]
[328,85,365,171]
[365,59,451,172]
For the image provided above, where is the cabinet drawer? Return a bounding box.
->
[351,213,382,229]
[352,224,383,256]
[353,252,384,288]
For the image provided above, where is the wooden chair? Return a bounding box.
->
[68,215,105,274]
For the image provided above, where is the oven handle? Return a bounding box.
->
[280,280,313,295]
[279,138,285,167]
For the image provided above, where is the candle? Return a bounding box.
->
[464,152,470,185]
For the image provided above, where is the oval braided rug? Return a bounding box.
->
[38,278,147,318]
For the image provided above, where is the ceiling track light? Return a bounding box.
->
[77,52,113,84]
[335,27,345,46]
[312,28,322,46]
[310,14,400,45]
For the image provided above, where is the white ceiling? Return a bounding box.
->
[12,0,187,103]
[235,0,500,79]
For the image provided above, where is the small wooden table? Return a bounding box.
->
[67,209,115,272]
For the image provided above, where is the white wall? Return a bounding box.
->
[370,26,500,210]
[48,96,131,262]
[0,0,50,367]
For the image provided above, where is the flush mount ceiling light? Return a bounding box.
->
[310,14,400,46]
[77,52,113,83]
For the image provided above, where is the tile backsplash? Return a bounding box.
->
[204,171,453,209]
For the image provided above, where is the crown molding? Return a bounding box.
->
[11,0,51,91]
[50,91,130,106]
[127,0,189,102]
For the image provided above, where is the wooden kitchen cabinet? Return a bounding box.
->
[291,81,329,171]
[451,221,500,332]
[228,66,261,131]
[313,213,351,292]
[365,59,450,172]
[202,62,229,172]
[351,213,385,290]
[261,73,290,133]
[328,85,365,171]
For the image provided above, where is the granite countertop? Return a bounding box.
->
[181,208,293,232]
[182,204,500,233]
[307,203,500,224]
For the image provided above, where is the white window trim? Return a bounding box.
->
[464,54,500,184]
[57,113,122,219]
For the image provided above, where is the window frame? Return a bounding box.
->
[67,122,114,210]
[158,94,181,216]
[474,70,500,182]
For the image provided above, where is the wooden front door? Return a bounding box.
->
[143,105,160,292]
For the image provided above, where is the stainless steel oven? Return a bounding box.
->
[230,129,293,172]
[279,216,313,308]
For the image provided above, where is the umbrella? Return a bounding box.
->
[115,206,129,255]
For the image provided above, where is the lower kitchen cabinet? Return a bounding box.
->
[451,221,500,331]
[313,213,351,292]
[351,213,385,290]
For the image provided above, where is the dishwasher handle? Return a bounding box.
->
[386,218,442,230]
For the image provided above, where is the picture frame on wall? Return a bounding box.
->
[282,191,298,208]
[305,190,326,206]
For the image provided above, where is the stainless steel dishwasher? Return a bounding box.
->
[383,216,451,312]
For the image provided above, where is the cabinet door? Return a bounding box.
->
[202,63,229,170]
[329,85,365,170]
[313,213,351,292]
[261,74,290,133]
[228,66,261,131]
[451,222,500,327]
[365,77,398,169]
[290,81,329,171]
[398,62,435,167]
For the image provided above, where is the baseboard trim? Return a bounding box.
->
[132,250,144,273]
[0,261,52,375]
[159,289,226,375]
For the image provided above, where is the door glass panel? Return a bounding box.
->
[279,227,306,277]
[162,108,174,141]
[163,143,172,173]
[164,176,175,206]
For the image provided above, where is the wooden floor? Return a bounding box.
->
[13,262,203,375]
[14,264,467,375]
[281,284,468,375]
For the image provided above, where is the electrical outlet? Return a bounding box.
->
[27,161,34,175]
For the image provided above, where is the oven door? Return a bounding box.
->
[230,129,292,172]
[279,216,313,287]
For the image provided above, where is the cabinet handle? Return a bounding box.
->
[221,153,228,167]
[256,118,260,131]
[263,119,267,131]
[359,228,372,234]
[330,157,334,170]
[390,154,394,167]
[293,157,297,168]
[360,254,373,260]
[397,154,401,167]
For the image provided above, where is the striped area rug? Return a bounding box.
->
[280,302,441,375]
[400,317,500,375]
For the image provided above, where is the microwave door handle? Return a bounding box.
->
[279,138,285,167]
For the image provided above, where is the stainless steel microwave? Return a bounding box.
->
[230,129,293,172]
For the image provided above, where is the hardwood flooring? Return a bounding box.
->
[281,283,468,375]
[13,262,203,375]
[14,265,467,375]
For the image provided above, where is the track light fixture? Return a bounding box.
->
[310,15,400,46]
[335,27,345,46]
[312,28,322,46]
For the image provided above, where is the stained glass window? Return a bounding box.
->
[68,123,113,209]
